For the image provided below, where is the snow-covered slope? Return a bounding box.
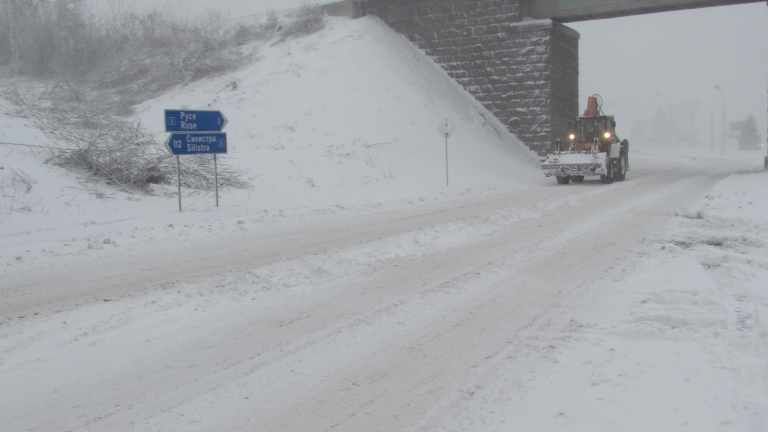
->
[1,16,540,275]
[134,16,541,202]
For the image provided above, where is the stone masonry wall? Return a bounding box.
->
[367,0,580,155]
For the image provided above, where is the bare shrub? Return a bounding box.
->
[43,108,171,191]
[1,2,326,109]
[41,108,250,193]
[0,166,37,216]
[276,4,326,43]
[92,11,254,98]
[0,3,327,195]
[175,154,249,191]
[233,10,280,45]
[0,0,106,78]
[4,84,249,194]
[0,1,316,108]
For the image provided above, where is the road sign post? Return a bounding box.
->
[165,110,227,132]
[438,119,455,186]
[164,111,228,211]
[176,155,181,212]
[164,133,227,155]
[214,154,219,207]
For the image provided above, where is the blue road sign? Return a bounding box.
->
[165,133,227,155]
[165,110,227,132]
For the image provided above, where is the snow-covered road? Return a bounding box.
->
[0,155,731,320]
[4,154,763,431]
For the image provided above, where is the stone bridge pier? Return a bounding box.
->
[366,0,579,156]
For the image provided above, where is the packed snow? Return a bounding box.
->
[1,15,767,432]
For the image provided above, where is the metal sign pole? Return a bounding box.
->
[176,155,182,212]
[214,154,219,207]
[437,118,455,187]
[445,133,449,187]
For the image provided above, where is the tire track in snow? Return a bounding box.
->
[230,157,744,431]
[0,156,746,431]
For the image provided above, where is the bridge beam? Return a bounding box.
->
[528,0,765,23]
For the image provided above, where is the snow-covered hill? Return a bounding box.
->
[1,16,540,274]
[133,16,541,197]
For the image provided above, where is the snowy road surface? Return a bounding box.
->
[2,155,765,431]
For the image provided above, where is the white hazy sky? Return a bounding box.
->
[570,2,768,147]
[87,0,767,146]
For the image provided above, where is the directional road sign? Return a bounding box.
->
[165,110,227,132]
[165,133,227,155]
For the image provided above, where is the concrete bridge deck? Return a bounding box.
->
[529,0,765,23]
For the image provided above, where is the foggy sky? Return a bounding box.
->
[87,0,768,149]
[570,2,768,149]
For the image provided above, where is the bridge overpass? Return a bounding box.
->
[333,0,765,155]
[528,0,765,22]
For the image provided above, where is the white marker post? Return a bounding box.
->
[438,119,455,186]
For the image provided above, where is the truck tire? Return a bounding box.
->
[571,176,584,182]
[600,161,614,184]
[556,176,571,184]
[614,153,627,181]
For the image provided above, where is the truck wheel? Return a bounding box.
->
[556,176,571,184]
[571,176,584,183]
[600,161,614,184]
[614,154,627,181]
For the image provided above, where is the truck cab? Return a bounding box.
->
[568,115,618,152]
